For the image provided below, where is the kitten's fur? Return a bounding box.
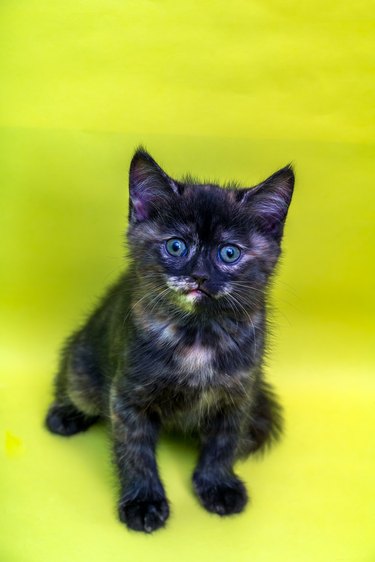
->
[45,148,294,533]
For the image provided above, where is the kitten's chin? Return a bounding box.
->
[171,288,213,312]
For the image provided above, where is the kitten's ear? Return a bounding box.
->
[128,148,181,223]
[239,165,295,240]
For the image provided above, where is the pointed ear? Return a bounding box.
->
[128,147,180,223]
[239,165,295,240]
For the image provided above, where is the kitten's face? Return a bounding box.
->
[127,149,294,318]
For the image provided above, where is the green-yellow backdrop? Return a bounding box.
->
[1,1,374,561]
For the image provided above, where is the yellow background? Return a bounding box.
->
[1,1,374,561]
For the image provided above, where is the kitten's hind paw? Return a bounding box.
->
[118,497,170,533]
[45,402,98,436]
[194,473,248,516]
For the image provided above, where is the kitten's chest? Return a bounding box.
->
[175,341,216,383]
[158,338,252,417]
[161,386,224,432]
[167,322,258,386]
[129,320,256,429]
[136,312,259,382]
[130,309,262,415]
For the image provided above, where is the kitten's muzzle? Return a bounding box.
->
[190,287,212,298]
[190,273,212,297]
[185,281,212,299]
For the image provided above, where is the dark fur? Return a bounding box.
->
[45,148,294,532]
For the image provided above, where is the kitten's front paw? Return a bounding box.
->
[118,497,169,533]
[193,473,248,516]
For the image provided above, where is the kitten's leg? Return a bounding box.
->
[244,381,283,454]
[193,411,248,516]
[111,388,169,533]
[45,340,102,436]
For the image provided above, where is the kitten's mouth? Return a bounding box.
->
[185,287,212,299]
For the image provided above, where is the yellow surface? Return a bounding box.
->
[1,1,374,561]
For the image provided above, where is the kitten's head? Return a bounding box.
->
[127,148,294,319]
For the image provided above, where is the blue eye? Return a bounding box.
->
[166,238,188,257]
[218,244,241,264]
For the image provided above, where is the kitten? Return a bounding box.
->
[45,148,294,533]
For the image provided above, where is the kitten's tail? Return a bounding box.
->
[239,380,284,458]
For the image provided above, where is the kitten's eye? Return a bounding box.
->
[166,238,188,257]
[218,244,241,264]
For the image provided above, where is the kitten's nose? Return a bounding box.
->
[192,273,209,285]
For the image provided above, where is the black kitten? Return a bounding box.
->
[45,148,294,533]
